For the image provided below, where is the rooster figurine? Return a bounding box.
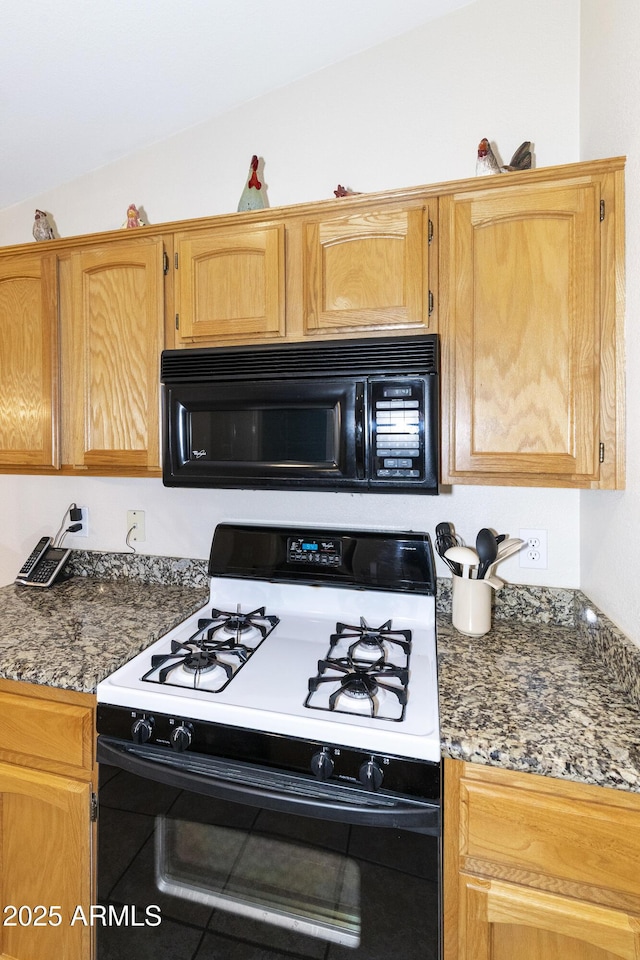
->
[475,139,502,176]
[32,209,55,241]
[476,139,532,176]
[123,203,146,228]
[237,155,266,211]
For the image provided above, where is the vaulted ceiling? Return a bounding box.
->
[1,0,476,209]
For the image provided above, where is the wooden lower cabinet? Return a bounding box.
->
[459,875,640,960]
[444,759,640,960]
[0,681,95,960]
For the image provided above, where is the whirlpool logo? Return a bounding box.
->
[192,450,207,459]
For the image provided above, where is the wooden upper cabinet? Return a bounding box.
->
[0,157,624,486]
[63,237,165,472]
[302,204,432,336]
[0,254,59,468]
[171,201,434,347]
[174,223,285,344]
[439,167,625,489]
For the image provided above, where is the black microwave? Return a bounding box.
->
[161,334,439,494]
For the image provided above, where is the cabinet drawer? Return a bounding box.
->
[0,691,93,775]
[459,769,640,903]
[460,873,640,960]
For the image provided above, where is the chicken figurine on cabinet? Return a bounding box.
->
[122,204,146,228]
[476,138,532,176]
[237,155,267,211]
[32,209,55,241]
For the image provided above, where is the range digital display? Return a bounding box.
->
[287,537,342,567]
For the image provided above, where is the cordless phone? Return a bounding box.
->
[15,537,72,588]
[15,536,52,580]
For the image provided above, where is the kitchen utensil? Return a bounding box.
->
[484,538,525,579]
[444,545,479,579]
[476,527,498,579]
[495,538,525,562]
[484,573,504,590]
[435,522,462,576]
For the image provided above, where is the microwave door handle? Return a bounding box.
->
[97,737,439,833]
[354,383,366,479]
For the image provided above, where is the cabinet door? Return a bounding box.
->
[440,181,602,486]
[460,875,640,960]
[66,237,165,472]
[0,761,92,960]
[174,224,285,343]
[0,254,59,469]
[303,205,432,336]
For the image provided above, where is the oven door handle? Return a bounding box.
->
[98,736,440,833]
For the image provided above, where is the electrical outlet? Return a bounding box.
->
[127,510,146,542]
[519,528,548,569]
[76,506,89,538]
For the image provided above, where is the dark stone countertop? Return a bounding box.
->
[437,587,640,793]
[0,576,208,694]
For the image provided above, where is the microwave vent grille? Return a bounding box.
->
[162,335,438,382]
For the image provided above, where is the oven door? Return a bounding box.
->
[96,738,440,960]
[163,378,365,489]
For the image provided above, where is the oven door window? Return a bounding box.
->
[97,766,439,960]
[156,815,361,947]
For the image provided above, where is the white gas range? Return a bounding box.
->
[96,526,442,960]
[97,524,440,797]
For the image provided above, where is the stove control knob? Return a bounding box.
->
[359,758,384,791]
[310,748,335,781]
[131,717,154,744]
[170,723,193,752]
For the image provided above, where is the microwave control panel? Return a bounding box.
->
[370,379,424,481]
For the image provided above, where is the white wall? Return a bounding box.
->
[0,0,583,592]
[580,0,638,643]
[0,0,579,238]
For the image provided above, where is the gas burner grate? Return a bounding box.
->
[311,656,408,713]
[140,604,279,692]
[330,618,411,657]
[305,618,411,721]
[198,605,279,642]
